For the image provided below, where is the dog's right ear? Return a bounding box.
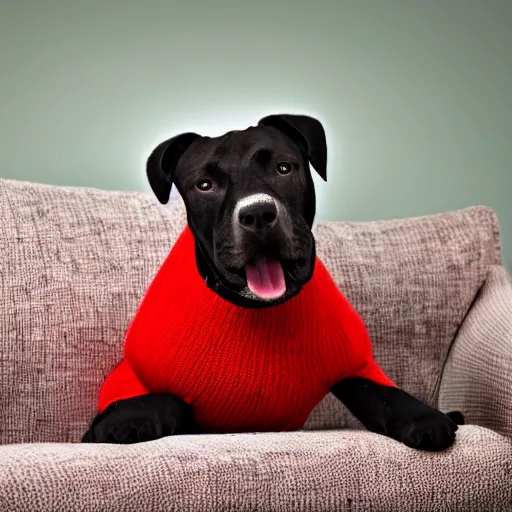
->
[147,132,201,204]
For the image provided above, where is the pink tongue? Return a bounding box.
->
[245,256,286,300]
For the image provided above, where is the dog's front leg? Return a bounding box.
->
[82,359,195,444]
[82,393,194,444]
[331,378,463,451]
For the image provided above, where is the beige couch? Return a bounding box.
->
[0,178,511,511]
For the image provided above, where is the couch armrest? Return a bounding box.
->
[438,265,512,438]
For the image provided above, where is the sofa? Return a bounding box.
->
[0,178,511,511]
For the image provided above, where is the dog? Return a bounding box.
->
[83,114,462,450]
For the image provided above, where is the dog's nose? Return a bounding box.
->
[238,202,278,234]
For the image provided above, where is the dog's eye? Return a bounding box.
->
[277,162,292,175]
[196,179,213,192]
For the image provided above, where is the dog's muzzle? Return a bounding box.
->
[230,194,289,301]
[233,194,279,237]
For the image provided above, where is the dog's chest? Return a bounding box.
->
[121,233,352,432]
[127,302,332,432]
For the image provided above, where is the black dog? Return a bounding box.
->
[83,114,462,449]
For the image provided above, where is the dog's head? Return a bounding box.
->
[147,114,327,308]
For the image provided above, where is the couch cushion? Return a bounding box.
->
[0,179,502,442]
[0,426,510,511]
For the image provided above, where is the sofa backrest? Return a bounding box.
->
[0,179,501,443]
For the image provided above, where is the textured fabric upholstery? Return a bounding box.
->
[0,179,187,444]
[438,265,512,438]
[0,427,511,512]
[1,178,510,511]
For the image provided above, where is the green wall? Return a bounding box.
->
[1,1,511,268]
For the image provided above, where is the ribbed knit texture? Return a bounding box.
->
[98,226,396,433]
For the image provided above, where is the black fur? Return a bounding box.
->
[331,378,462,451]
[82,114,464,450]
[81,393,194,444]
[146,115,326,308]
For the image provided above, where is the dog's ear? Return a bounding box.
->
[258,114,327,181]
[147,132,201,204]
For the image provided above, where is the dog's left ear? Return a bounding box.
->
[147,132,201,204]
[258,114,327,181]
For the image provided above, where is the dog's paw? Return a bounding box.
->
[81,394,190,444]
[395,410,459,451]
[98,415,166,444]
[82,409,173,444]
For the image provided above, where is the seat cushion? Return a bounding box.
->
[0,426,510,511]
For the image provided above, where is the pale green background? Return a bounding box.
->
[1,1,511,268]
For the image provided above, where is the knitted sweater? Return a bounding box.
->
[98,226,396,433]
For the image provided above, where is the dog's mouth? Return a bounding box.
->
[204,224,315,307]
[244,254,286,301]
[222,255,308,305]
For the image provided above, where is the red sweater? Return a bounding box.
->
[99,226,396,433]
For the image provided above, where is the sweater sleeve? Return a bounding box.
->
[335,295,397,387]
[313,256,398,389]
[98,359,150,413]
